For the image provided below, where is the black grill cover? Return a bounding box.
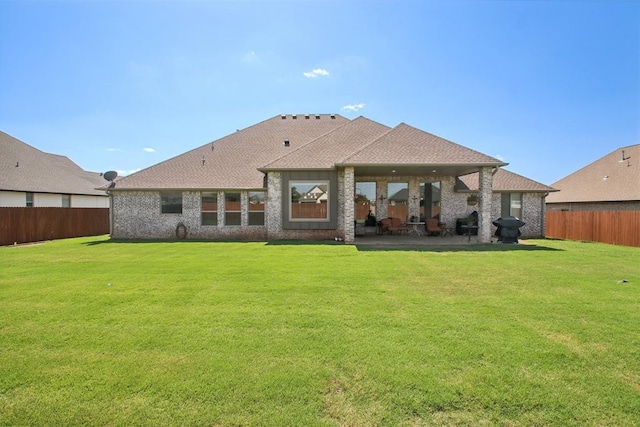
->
[493,216,525,243]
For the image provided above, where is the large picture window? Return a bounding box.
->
[420,181,441,219]
[290,181,329,221]
[248,191,265,225]
[355,182,376,222]
[225,192,241,226]
[201,192,218,225]
[387,182,408,220]
[161,192,182,214]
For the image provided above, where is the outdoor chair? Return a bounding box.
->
[425,218,443,236]
[379,218,409,234]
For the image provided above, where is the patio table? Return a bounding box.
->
[404,222,425,236]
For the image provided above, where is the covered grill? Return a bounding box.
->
[493,216,525,243]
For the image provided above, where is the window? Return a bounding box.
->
[355,182,376,222]
[387,182,408,219]
[26,192,33,207]
[225,192,241,225]
[248,191,265,225]
[420,182,440,219]
[201,192,218,225]
[62,194,71,208]
[161,192,183,214]
[290,181,329,221]
[501,193,522,218]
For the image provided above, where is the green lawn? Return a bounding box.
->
[1,237,639,426]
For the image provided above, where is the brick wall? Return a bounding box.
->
[112,172,548,241]
[112,190,267,240]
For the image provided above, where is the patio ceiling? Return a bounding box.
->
[351,163,496,178]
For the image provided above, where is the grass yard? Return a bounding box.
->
[1,236,639,426]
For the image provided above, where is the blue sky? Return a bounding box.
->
[1,0,638,185]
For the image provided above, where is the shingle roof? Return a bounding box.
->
[546,144,640,203]
[113,114,349,190]
[261,116,391,170]
[456,168,557,193]
[0,130,108,196]
[112,115,522,191]
[341,123,506,166]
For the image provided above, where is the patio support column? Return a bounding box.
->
[408,178,421,220]
[377,178,388,219]
[478,166,493,243]
[344,167,355,244]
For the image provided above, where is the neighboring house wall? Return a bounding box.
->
[34,193,63,207]
[0,191,26,207]
[547,201,640,211]
[73,195,110,208]
[0,191,108,208]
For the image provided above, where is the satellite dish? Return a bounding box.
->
[103,171,118,182]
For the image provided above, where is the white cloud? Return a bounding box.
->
[495,154,506,161]
[243,51,260,64]
[143,147,156,153]
[107,148,122,152]
[341,103,366,112]
[303,68,330,78]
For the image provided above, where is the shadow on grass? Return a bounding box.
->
[83,238,563,253]
[83,238,267,246]
[354,243,564,252]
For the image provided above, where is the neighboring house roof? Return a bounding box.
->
[456,168,556,193]
[113,114,349,190]
[546,144,640,203]
[0,130,108,196]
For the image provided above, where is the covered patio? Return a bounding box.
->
[344,163,500,244]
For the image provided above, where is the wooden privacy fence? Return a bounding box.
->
[0,207,110,246]
[546,210,640,247]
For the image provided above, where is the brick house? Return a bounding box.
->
[109,114,555,243]
[546,144,640,211]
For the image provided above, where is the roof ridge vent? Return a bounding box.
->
[281,114,286,120]
[315,114,320,119]
[305,114,310,119]
[330,114,336,119]
[292,114,297,119]
[284,140,290,147]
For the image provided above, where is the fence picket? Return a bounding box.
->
[546,210,640,247]
[0,208,109,246]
